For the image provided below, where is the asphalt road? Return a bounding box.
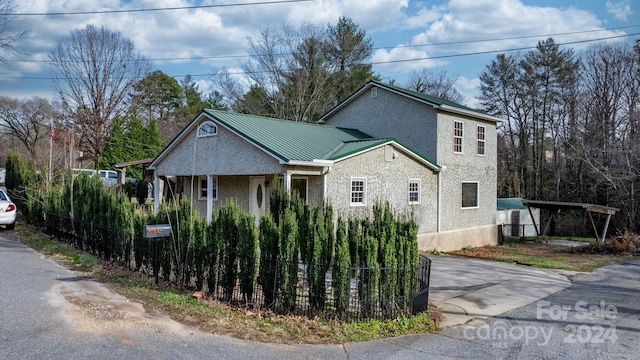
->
[2,229,640,359]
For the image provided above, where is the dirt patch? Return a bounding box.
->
[47,273,204,340]
[449,242,634,272]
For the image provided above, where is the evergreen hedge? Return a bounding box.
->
[17,148,425,320]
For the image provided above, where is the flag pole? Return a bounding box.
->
[49,118,54,186]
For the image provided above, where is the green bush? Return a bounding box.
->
[238,213,258,302]
[332,217,350,317]
[259,215,279,305]
[136,180,148,205]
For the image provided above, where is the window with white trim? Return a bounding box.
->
[409,179,421,204]
[477,125,486,156]
[197,121,217,137]
[461,182,478,208]
[350,178,366,206]
[198,176,218,200]
[454,121,464,153]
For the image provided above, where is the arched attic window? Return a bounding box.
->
[197,121,217,137]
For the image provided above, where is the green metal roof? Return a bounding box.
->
[369,79,485,114]
[325,139,390,160]
[203,110,439,170]
[204,109,374,162]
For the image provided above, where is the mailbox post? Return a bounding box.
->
[144,224,171,285]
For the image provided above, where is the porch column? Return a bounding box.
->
[284,172,292,193]
[207,175,213,224]
[153,174,160,215]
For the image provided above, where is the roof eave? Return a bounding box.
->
[437,104,503,123]
[332,140,440,172]
[286,159,335,167]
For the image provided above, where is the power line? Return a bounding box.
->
[372,32,639,66]
[3,31,637,81]
[6,24,640,64]
[10,0,314,16]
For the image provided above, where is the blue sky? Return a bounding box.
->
[0,0,637,108]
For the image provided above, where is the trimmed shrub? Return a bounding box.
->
[332,216,350,317]
[259,215,279,305]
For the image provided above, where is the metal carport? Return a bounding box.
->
[521,200,619,243]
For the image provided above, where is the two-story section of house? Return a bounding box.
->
[318,80,502,251]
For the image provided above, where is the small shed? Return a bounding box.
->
[497,198,540,237]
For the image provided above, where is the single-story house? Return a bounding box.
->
[148,110,441,233]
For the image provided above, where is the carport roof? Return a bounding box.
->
[521,200,619,215]
[521,199,619,243]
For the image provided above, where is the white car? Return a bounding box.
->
[0,188,17,230]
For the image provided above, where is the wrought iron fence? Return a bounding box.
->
[45,213,431,321]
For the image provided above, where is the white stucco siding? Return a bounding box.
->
[437,112,498,231]
[306,175,324,206]
[183,175,256,217]
[153,119,286,177]
[322,87,439,160]
[325,145,438,234]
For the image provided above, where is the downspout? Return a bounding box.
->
[322,166,332,203]
[206,175,213,224]
[437,169,441,232]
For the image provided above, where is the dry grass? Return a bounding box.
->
[14,223,438,344]
[450,241,634,272]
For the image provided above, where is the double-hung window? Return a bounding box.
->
[454,121,464,153]
[350,178,366,206]
[198,176,218,201]
[477,125,486,156]
[409,179,421,204]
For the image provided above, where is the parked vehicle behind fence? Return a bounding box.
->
[72,169,118,188]
[0,188,17,230]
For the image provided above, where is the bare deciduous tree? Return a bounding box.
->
[406,69,466,104]
[49,25,150,163]
[0,96,53,168]
[0,0,29,61]
[213,17,373,122]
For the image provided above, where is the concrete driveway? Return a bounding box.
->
[4,230,640,359]
[428,255,577,328]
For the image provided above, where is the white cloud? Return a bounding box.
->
[405,4,446,29]
[284,0,410,33]
[1,0,630,101]
[606,1,632,21]
[412,0,621,54]
[455,76,481,108]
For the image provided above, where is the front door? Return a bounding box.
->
[249,176,265,222]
